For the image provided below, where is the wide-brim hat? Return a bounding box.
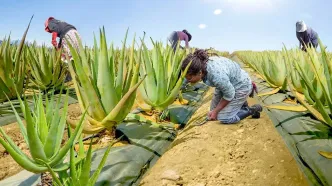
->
[296,20,307,32]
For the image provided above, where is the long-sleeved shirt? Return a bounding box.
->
[296,27,318,48]
[48,19,76,48]
[202,56,251,101]
[177,31,189,48]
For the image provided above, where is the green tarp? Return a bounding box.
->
[168,83,209,125]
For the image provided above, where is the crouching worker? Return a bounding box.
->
[181,49,262,124]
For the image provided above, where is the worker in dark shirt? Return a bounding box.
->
[44,17,82,82]
[44,17,81,61]
[296,21,319,52]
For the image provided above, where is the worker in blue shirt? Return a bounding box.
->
[296,21,319,52]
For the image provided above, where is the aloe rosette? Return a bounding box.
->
[0,91,85,173]
[0,17,33,102]
[45,134,123,186]
[66,28,146,134]
[27,46,68,92]
[136,40,191,112]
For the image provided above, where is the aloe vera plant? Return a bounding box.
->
[286,40,332,126]
[0,16,32,102]
[283,47,325,105]
[0,91,85,173]
[261,52,287,90]
[136,39,191,113]
[283,40,332,159]
[45,135,123,186]
[283,48,306,94]
[237,51,266,79]
[66,28,146,134]
[238,51,287,96]
[27,45,68,92]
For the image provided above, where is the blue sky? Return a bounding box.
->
[0,0,330,52]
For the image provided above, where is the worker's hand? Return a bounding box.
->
[61,53,67,61]
[301,47,306,52]
[208,110,218,121]
[249,82,258,98]
[52,44,58,50]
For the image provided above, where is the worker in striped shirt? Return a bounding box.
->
[181,49,262,124]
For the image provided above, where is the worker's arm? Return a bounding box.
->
[208,99,230,120]
[52,32,58,49]
[184,34,189,48]
[249,82,258,98]
[299,40,307,51]
[180,78,188,90]
[309,29,319,48]
[296,32,303,49]
[300,40,306,51]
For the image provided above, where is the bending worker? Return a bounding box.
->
[296,20,319,51]
[44,17,82,61]
[168,30,192,52]
[181,49,262,124]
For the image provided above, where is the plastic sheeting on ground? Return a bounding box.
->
[233,55,332,186]
[0,83,209,186]
[169,83,209,125]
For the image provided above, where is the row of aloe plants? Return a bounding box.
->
[236,43,330,123]
[236,42,332,158]
[0,16,69,118]
[66,27,191,134]
[0,16,193,184]
[0,17,118,185]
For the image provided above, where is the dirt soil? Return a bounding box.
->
[140,88,309,186]
[0,121,29,180]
